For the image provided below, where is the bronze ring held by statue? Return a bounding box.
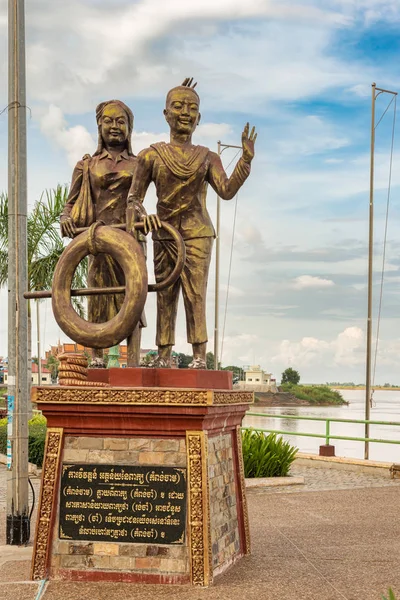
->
[73,220,186,292]
[136,220,186,292]
[52,226,148,349]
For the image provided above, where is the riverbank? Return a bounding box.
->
[254,391,310,406]
[255,385,348,407]
[333,386,400,391]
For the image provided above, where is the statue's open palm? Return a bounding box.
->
[242,122,257,163]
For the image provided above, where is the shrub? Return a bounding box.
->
[0,413,47,467]
[281,383,346,405]
[242,429,298,478]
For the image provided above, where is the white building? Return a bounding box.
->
[245,365,272,385]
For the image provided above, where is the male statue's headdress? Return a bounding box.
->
[166,77,200,105]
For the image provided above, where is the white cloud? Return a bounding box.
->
[131,130,169,155]
[277,115,349,156]
[196,123,233,139]
[271,326,365,370]
[292,275,335,289]
[0,0,380,114]
[40,104,95,167]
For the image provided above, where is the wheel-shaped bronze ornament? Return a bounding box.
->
[52,226,148,349]
[51,221,186,349]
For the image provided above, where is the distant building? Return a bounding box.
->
[3,360,51,385]
[235,365,277,392]
[245,365,272,385]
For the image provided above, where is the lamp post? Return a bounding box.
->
[213,141,242,370]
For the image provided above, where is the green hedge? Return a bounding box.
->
[0,414,47,467]
[242,429,297,478]
[281,383,347,405]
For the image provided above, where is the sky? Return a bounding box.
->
[1,0,400,383]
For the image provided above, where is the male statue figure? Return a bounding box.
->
[128,78,257,369]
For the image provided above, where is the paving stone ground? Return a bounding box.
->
[0,462,399,599]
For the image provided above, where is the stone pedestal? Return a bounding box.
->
[31,370,253,587]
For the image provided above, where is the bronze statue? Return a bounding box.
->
[60,100,146,366]
[128,78,257,369]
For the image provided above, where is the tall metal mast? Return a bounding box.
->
[7,0,30,544]
[213,141,242,370]
[365,83,397,460]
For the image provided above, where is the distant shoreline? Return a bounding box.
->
[331,386,400,391]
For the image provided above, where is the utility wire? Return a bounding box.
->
[375,95,395,130]
[372,95,397,391]
[219,148,242,363]
[220,192,239,363]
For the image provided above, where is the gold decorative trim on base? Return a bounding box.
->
[31,427,64,581]
[213,391,254,405]
[186,431,211,586]
[32,387,254,406]
[236,425,251,555]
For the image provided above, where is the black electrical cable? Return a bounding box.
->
[28,477,35,520]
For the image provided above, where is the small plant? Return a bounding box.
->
[242,428,298,478]
[382,589,397,600]
[0,413,47,467]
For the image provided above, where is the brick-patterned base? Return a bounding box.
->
[50,436,189,579]
[32,387,252,586]
[209,433,241,575]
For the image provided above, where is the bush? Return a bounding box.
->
[242,429,298,478]
[0,413,47,467]
[281,383,346,405]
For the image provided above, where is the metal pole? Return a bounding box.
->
[6,0,30,544]
[36,301,41,384]
[213,141,242,370]
[365,83,376,461]
[214,141,221,370]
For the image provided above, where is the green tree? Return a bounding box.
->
[178,353,193,368]
[0,186,87,385]
[223,365,243,378]
[46,354,60,384]
[206,351,222,370]
[281,367,300,385]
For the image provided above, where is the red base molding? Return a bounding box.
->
[39,402,248,438]
[56,568,190,584]
[87,367,232,390]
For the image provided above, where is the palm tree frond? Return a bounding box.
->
[0,249,8,287]
[0,193,8,250]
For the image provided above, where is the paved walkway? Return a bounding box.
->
[0,463,399,599]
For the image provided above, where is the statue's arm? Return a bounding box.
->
[62,160,84,217]
[127,149,154,215]
[207,152,251,200]
[60,160,84,237]
[207,122,256,200]
[127,149,161,234]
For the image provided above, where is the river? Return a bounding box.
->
[243,389,400,462]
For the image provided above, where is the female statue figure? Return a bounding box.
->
[60,99,145,365]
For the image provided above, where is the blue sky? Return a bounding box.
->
[1,0,400,383]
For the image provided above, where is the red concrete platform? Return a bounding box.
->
[87,367,232,390]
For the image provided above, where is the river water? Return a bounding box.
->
[243,389,400,462]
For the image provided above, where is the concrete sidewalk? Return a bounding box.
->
[1,464,399,599]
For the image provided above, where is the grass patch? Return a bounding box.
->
[242,429,298,478]
[281,384,347,405]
